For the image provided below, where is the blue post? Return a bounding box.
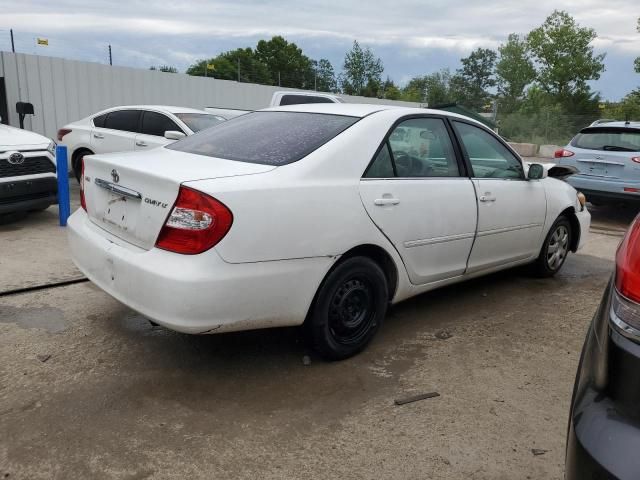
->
[56,145,70,226]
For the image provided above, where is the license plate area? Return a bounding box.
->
[102,193,139,232]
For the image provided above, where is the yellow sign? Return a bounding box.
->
[36,38,48,46]
[206,63,215,70]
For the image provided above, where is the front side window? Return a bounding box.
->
[141,111,181,137]
[387,118,460,178]
[104,110,141,133]
[453,121,524,179]
[167,111,358,165]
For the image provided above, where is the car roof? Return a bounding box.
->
[99,105,210,115]
[585,120,640,129]
[264,103,489,127]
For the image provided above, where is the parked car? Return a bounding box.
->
[555,121,640,205]
[205,90,345,118]
[0,122,57,216]
[67,104,590,360]
[58,105,226,181]
[566,214,640,479]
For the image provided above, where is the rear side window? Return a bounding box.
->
[167,111,358,165]
[279,95,335,106]
[104,110,141,133]
[93,113,107,128]
[141,111,181,137]
[571,128,640,152]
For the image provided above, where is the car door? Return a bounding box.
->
[90,109,140,154]
[135,111,184,151]
[359,116,478,285]
[452,120,547,273]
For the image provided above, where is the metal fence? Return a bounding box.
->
[497,111,599,146]
[0,51,421,140]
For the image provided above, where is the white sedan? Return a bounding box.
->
[57,105,226,180]
[68,104,590,360]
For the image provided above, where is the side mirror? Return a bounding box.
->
[164,130,186,140]
[527,163,547,180]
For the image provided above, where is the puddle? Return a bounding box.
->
[0,305,66,333]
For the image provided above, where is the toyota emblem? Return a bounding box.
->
[111,169,120,183]
[7,152,25,165]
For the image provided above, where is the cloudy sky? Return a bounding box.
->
[1,0,638,99]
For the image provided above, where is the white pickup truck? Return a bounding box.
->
[0,122,58,216]
[205,90,344,119]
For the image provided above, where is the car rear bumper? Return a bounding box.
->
[67,209,333,334]
[566,282,640,479]
[567,175,640,202]
[0,175,57,214]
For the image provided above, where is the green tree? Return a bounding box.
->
[602,89,640,121]
[186,48,271,84]
[495,34,536,112]
[381,77,401,100]
[340,40,384,96]
[255,36,313,88]
[452,48,497,110]
[527,10,605,106]
[150,65,178,73]
[311,58,338,92]
[402,69,454,106]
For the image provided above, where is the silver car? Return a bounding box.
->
[556,121,640,204]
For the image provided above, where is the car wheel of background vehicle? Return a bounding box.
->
[533,216,572,277]
[72,149,93,183]
[307,256,388,360]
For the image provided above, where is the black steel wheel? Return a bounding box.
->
[307,256,388,360]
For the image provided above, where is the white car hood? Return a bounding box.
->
[0,124,51,149]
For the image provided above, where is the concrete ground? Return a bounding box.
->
[0,183,638,479]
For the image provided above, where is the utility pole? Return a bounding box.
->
[237,57,240,82]
[108,44,112,65]
[278,71,281,87]
[204,62,207,78]
[314,70,317,91]
[10,29,15,53]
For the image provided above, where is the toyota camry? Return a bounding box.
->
[68,104,590,360]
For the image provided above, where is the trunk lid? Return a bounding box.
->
[83,147,275,249]
[572,150,636,179]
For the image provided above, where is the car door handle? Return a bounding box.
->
[93,133,104,139]
[374,197,400,206]
[479,194,496,203]
[135,141,148,147]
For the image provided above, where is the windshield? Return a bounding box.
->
[571,128,640,152]
[167,111,359,165]
[175,113,226,132]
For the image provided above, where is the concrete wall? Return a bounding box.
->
[0,51,421,140]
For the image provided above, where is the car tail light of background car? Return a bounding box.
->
[554,148,575,158]
[632,157,640,164]
[80,157,86,211]
[155,186,233,255]
[613,215,640,334]
[57,128,72,141]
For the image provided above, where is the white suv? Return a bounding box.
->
[58,105,226,181]
[0,122,57,215]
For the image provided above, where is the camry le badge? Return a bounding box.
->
[7,152,25,165]
[111,169,120,183]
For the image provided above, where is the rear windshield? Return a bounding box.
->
[167,111,359,165]
[571,128,640,152]
[175,113,226,132]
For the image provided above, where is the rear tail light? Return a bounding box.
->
[632,157,640,164]
[613,216,640,334]
[155,186,233,255]
[554,148,575,158]
[80,157,87,211]
[624,187,640,193]
[57,128,72,142]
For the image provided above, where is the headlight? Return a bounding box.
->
[577,191,586,211]
[47,141,56,156]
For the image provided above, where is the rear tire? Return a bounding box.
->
[72,149,93,183]
[307,256,388,360]
[533,216,572,277]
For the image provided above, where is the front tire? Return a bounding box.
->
[533,216,572,277]
[307,256,388,360]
